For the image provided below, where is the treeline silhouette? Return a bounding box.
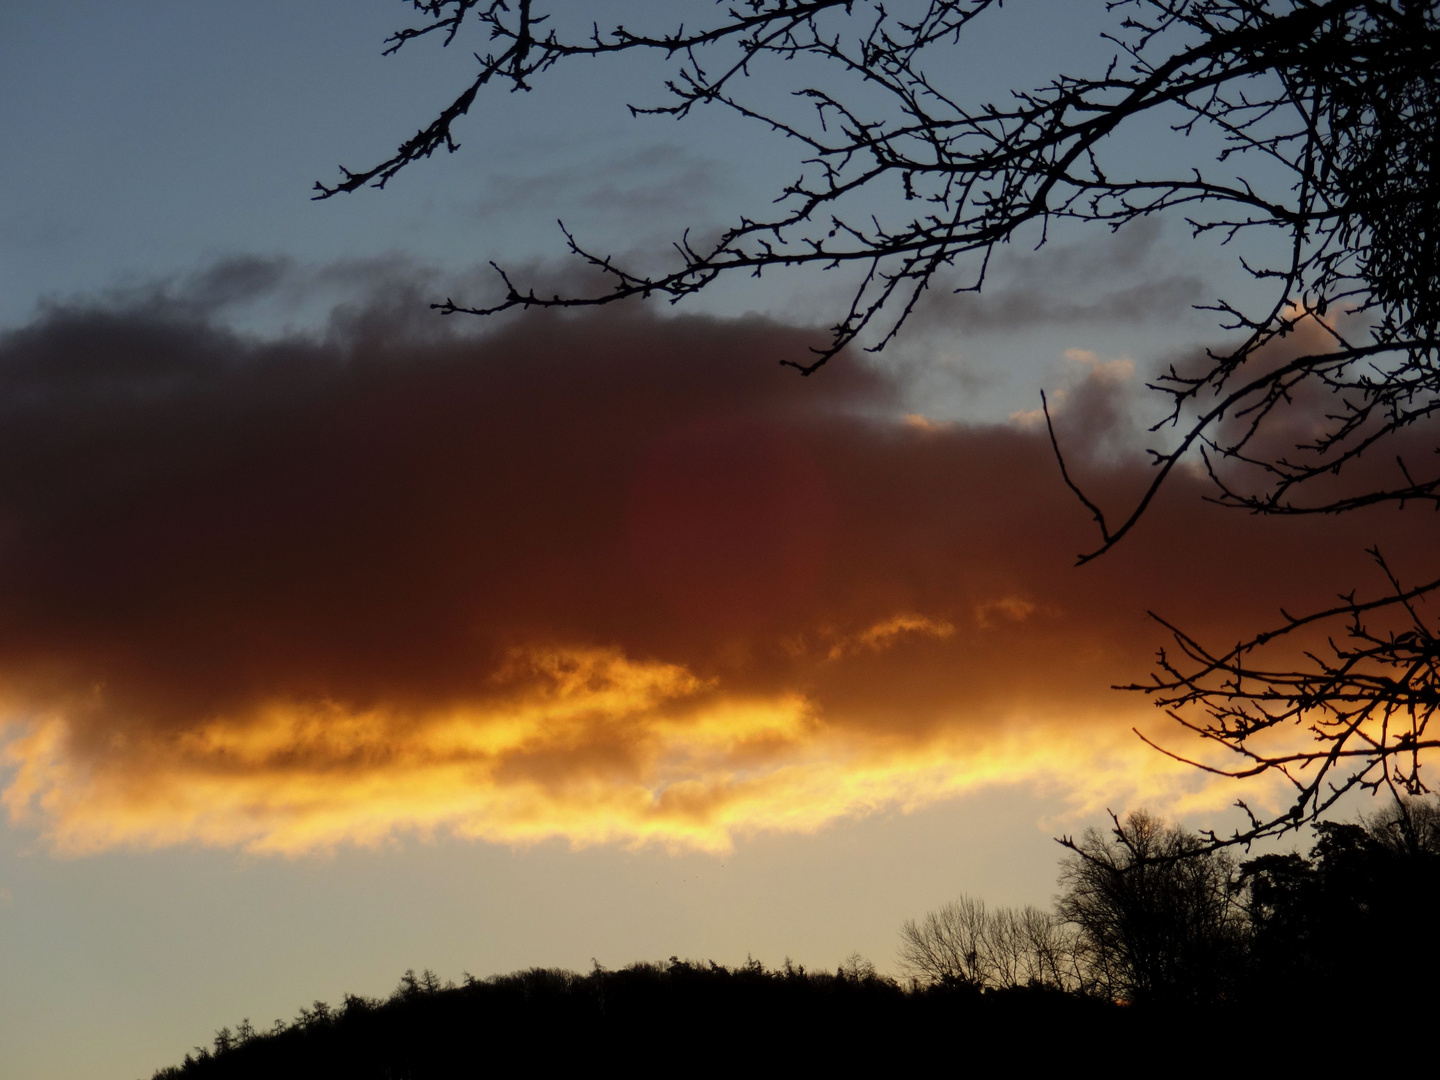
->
[151,800,1439,1078]
[900,801,1440,1008]
[151,961,1120,1077]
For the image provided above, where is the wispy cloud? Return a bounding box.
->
[471,142,729,221]
[904,218,1208,335]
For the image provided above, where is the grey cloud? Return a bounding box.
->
[906,218,1208,335]
[471,142,730,221]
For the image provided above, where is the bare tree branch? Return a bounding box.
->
[323,1,1440,840]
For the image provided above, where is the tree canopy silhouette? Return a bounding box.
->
[1236,795,1440,998]
[898,801,1440,1008]
[320,1,1440,842]
[1056,809,1245,1005]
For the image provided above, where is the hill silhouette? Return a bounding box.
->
[152,960,1125,1078]
[150,801,1440,1077]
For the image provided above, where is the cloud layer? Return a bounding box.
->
[0,281,1429,853]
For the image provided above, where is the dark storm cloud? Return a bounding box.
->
[0,277,1427,853]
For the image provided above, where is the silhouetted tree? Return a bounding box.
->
[899,893,1088,992]
[1237,795,1440,1003]
[1363,793,1440,858]
[1056,810,1245,1004]
[899,895,990,987]
[321,2,1440,838]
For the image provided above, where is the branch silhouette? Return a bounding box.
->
[320,1,1440,839]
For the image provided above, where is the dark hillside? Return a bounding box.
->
[152,960,1126,1078]
[150,801,1440,1077]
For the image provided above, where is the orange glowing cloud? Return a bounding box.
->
[2,651,1244,856]
[0,289,1429,853]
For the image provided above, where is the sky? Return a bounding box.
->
[0,4,1431,1078]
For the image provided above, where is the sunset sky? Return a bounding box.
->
[1,4,1431,1078]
